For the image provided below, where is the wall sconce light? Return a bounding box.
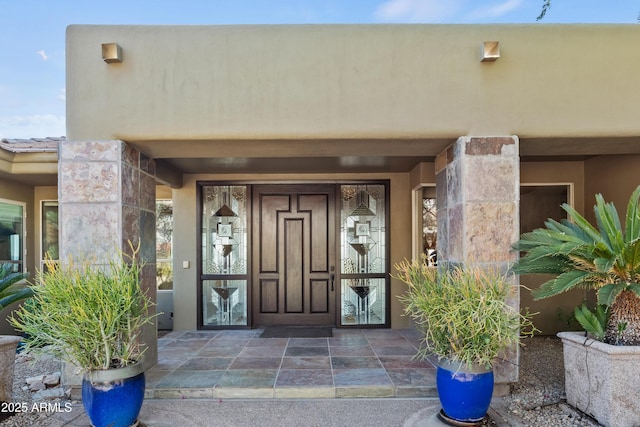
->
[481,41,500,62]
[101,43,122,63]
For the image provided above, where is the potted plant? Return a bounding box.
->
[511,185,640,427]
[10,244,156,427]
[0,263,33,414]
[393,258,536,425]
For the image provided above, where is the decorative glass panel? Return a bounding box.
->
[202,279,247,326]
[422,187,437,266]
[201,185,249,327]
[201,186,247,275]
[340,278,385,325]
[156,200,173,290]
[339,184,386,325]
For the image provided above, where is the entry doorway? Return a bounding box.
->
[197,182,389,330]
[252,185,336,326]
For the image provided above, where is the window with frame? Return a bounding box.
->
[0,199,25,273]
[156,200,173,290]
[41,201,59,271]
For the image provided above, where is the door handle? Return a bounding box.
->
[330,266,335,291]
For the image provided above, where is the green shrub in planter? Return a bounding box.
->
[393,259,537,369]
[10,245,156,371]
[512,185,640,345]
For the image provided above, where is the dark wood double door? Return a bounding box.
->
[252,185,336,326]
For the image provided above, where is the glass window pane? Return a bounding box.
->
[42,201,59,261]
[340,278,386,325]
[201,186,247,275]
[0,200,24,272]
[156,200,173,290]
[339,184,387,325]
[203,279,247,326]
[422,187,437,266]
[340,185,386,274]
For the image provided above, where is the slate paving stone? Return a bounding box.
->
[371,345,421,356]
[285,346,330,357]
[197,345,245,357]
[281,356,331,369]
[331,356,382,369]
[146,328,434,398]
[385,368,436,386]
[155,370,225,388]
[229,357,282,369]
[239,346,286,357]
[333,368,393,386]
[217,369,278,387]
[276,369,334,387]
[177,357,234,370]
[329,345,376,356]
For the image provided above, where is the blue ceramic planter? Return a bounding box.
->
[436,360,494,423]
[82,363,145,427]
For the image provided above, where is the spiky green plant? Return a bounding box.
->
[0,263,33,314]
[512,185,640,345]
[393,258,537,369]
[10,244,157,371]
[573,304,608,342]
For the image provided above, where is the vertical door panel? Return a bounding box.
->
[284,218,304,313]
[253,185,335,326]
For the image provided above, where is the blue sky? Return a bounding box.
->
[1,0,638,139]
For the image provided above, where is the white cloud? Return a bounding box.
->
[36,50,49,61]
[57,88,66,102]
[374,0,464,22]
[465,0,524,21]
[0,114,65,139]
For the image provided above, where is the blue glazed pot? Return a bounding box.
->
[436,360,494,423]
[82,362,145,427]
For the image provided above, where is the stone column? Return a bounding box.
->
[58,140,157,371]
[435,136,520,389]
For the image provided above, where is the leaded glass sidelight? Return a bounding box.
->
[339,184,387,325]
[202,279,247,326]
[201,185,248,326]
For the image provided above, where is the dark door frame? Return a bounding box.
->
[196,180,390,330]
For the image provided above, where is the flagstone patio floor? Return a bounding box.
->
[146,328,438,399]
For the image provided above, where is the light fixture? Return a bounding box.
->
[481,41,500,62]
[101,43,122,63]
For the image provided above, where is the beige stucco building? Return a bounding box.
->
[2,24,640,383]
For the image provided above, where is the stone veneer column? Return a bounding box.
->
[58,140,157,371]
[435,136,520,388]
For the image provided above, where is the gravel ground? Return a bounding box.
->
[1,336,602,426]
[499,336,600,427]
[2,352,73,426]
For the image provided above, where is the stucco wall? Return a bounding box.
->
[66,25,640,143]
[584,155,640,224]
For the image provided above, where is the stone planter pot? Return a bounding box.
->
[557,331,640,427]
[0,335,22,403]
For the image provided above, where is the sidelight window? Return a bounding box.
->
[339,184,388,326]
[200,185,248,326]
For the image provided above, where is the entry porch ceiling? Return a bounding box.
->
[130,136,640,175]
[132,138,451,174]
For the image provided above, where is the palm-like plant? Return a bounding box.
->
[0,263,33,313]
[512,185,640,345]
